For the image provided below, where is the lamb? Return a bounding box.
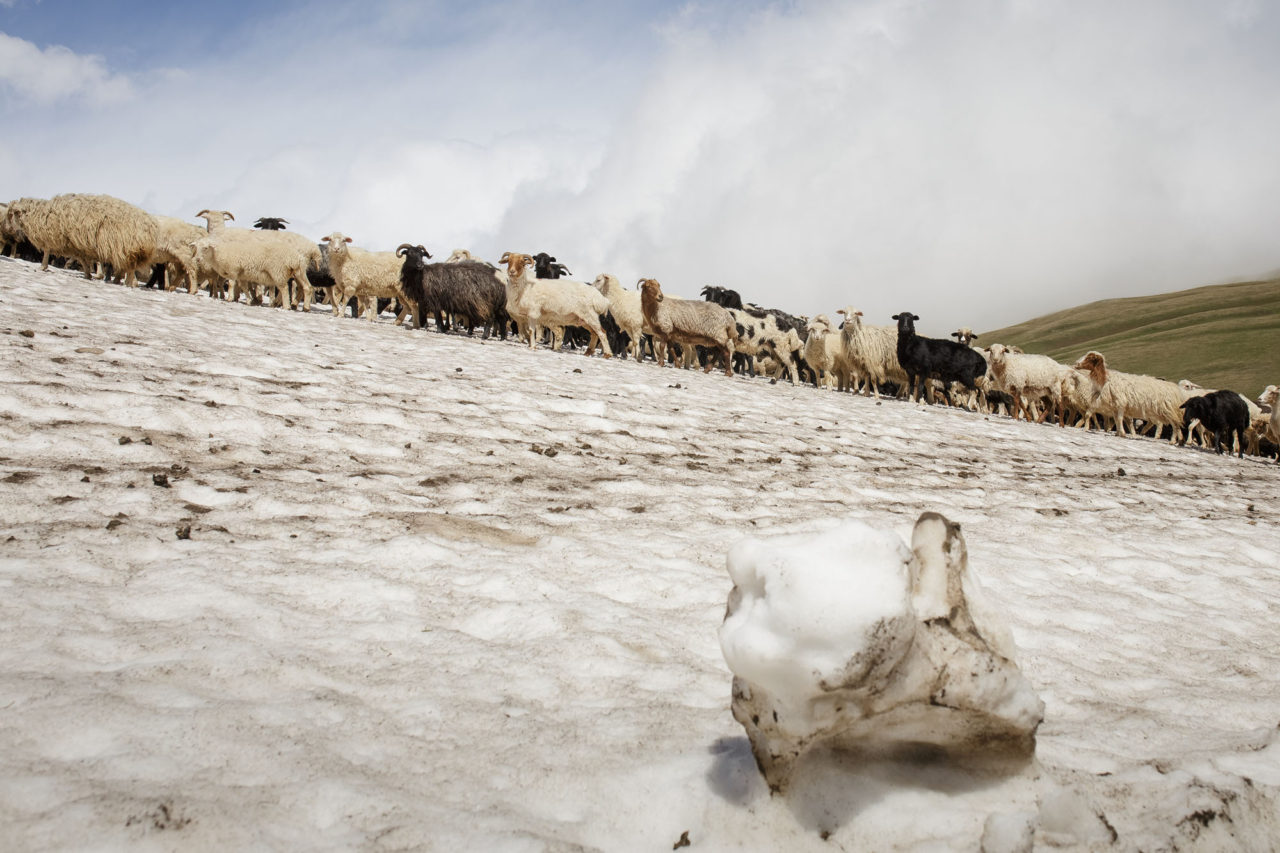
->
[1178,391,1250,458]
[802,315,848,390]
[985,344,1071,423]
[639,278,735,376]
[836,307,908,398]
[320,232,413,324]
[728,307,803,384]
[591,273,647,361]
[191,220,322,310]
[396,244,508,337]
[1064,351,1187,441]
[499,253,612,357]
[891,312,987,403]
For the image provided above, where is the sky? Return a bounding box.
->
[3,0,1280,331]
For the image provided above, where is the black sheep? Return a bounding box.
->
[1179,390,1249,458]
[891,312,988,403]
[532,252,571,279]
[397,244,509,338]
[701,285,744,310]
[254,217,289,231]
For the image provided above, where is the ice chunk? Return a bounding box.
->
[719,512,1044,792]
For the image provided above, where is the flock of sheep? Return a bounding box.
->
[2,191,1277,462]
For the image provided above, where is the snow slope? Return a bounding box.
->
[1,257,1278,851]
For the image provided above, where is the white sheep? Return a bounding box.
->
[500,253,613,357]
[638,277,734,374]
[803,315,847,390]
[1065,351,1186,441]
[836,307,908,398]
[320,232,413,324]
[191,222,321,310]
[985,344,1071,423]
[591,273,647,361]
[150,215,205,293]
[2,194,152,284]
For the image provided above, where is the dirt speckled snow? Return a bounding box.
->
[1,257,1278,851]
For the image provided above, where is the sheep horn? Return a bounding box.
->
[396,243,415,257]
[500,252,511,264]
[421,246,432,259]
[196,209,209,218]
[224,211,235,221]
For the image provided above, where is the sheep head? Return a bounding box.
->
[396,243,432,259]
[196,209,234,222]
[254,217,288,230]
[1072,351,1108,386]
[500,252,533,279]
[835,306,863,330]
[891,312,920,334]
[638,278,663,302]
[951,327,977,345]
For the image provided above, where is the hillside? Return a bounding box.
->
[980,278,1280,395]
[2,257,1279,850]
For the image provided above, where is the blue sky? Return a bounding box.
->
[3,0,1280,331]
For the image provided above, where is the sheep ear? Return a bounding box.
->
[321,236,330,242]
[344,237,353,243]
[970,333,979,340]
[913,314,920,321]
[892,314,900,320]
[951,331,960,338]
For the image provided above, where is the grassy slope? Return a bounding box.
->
[980,278,1280,395]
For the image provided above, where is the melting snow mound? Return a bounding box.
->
[720,512,1044,794]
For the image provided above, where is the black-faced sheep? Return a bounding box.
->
[701,285,744,311]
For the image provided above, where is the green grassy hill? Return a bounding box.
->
[980,278,1280,396]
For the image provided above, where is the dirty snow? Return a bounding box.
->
[1,257,1278,851]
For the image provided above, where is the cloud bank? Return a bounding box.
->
[2,1,1279,332]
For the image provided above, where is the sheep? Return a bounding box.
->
[1177,380,1263,448]
[396,244,508,337]
[638,278,735,376]
[984,344,1071,423]
[445,249,487,265]
[591,273,647,361]
[891,312,988,404]
[802,315,849,390]
[253,217,289,231]
[532,252,571,279]
[1063,351,1186,441]
[950,327,979,346]
[191,222,321,310]
[1178,390,1250,458]
[1,196,103,279]
[728,307,803,384]
[54,193,158,286]
[0,202,12,257]
[836,307,908,399]
[499,253,612,357]
[1258,385,1280,457]
[318,232,413,324]
[149,215,205,294]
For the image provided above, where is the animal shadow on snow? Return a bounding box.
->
[707,737,1036,836]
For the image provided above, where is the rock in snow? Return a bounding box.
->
[720,512,1044,792]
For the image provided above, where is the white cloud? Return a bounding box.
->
[0,31,132,104]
